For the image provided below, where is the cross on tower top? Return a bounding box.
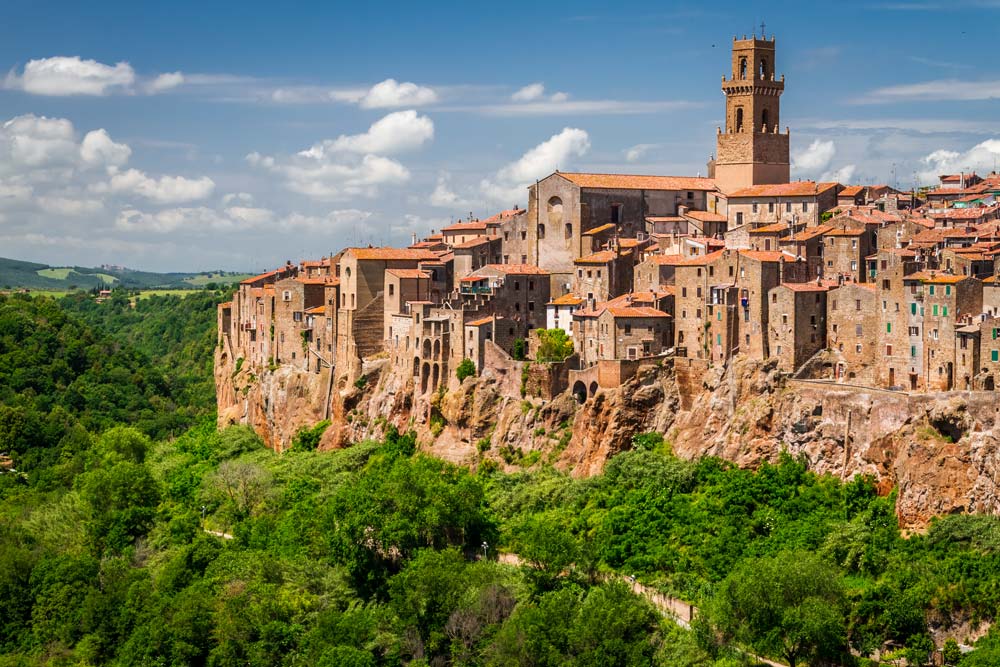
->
[760,20,766,37]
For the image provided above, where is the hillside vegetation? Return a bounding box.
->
[0,256,251,292]
[2,295,1000,666]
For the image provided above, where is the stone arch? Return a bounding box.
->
[422,338,432,358]
[572,381,587,404]
[432,363,440,390]
[759,57,768,80]
[739,57,747,80]
[547,196,563,227]
[761,109,769,132]
[588,381,598,398]
[421,362,431,394]
[735,107,744,132]
[433,339,441,360]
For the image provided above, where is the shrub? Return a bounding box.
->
[354,374,368,390]
[456,358,476,382]
[535,328,573,362]
[512,338,526,361]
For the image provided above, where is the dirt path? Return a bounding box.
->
[497,552,786,667]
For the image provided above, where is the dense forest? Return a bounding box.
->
[2,292,1000,666]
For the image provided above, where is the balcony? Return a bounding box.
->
[460,286,493,295]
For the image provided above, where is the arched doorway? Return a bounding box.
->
[421,362,430,394]
[588,381,598,398]
[572,381,587,404]
[432,363,440,391]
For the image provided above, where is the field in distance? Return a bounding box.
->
[0,256,252,292]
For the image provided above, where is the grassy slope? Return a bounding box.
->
[0,256,251,291]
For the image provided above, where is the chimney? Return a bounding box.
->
[411,232,417,245]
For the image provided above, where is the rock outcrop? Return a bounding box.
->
[217,346,1000,528]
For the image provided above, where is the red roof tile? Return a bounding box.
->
[728,181,840,198]
[557,172,717,191]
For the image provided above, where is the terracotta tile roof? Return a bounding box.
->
[480,208,524,223]
[739,250,798,263]
[442,220,488,233]
[240,268,284,285]
[583,223,616,236]
[750,222,790,234]
[459,275,489,282]
[728,181,840,198]
[905,271,969,284]
[839,185,864,197]
[676,249,726,266]
[557,171,717,191]
[984,275,999,284]
[930,206,999,220]
[645,216,685,223]
[548,294,585,306]
[452,236,494,249]
[386,269,431,279]
[575,250,631,264]
[466,316,495,326]
[605,291,670,307]
[305,305,325,314]
[347,247,441,261]
[782,225,832,241]
[824,228,866,237]
[606,306,671,318]
[618,238,651,249]
[219,301,232,308]
[683,210,727,223]
[483,263,550,275]
[649,254,687,265]
[296,277,334,285]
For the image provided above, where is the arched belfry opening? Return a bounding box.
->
[739,57,747,80]
[759,57,768,80]
[761,109,769,132]
[735,108,744,132]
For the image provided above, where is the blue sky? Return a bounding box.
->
[1,0,999,271]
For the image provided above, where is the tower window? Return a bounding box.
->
[761,109,769,132]
[760,58,768,80]
[735,107,744,132]
[739,57,748,80]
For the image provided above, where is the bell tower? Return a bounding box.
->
[713,34,790,194]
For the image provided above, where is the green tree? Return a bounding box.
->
[943,637,962,665]
[291,420,330,452]
[78,461,161,553]
[710,551,848,667]
[535,328,574,362]
[512,338,526,360]
[456,358,477,382]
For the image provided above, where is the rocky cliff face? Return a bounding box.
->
[217,346,1000,528]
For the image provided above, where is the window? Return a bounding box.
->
[882,280,890,290]
[909,326,919,336]
[886,344,893,355]
[587,270,592,279]
[911,346,917,358]
[282,290,292,301]
[851,239,857,249]
[293,312,302,323]
[752,202,758,213]
[782,314,788,324]
[855,324,862,337]
[993,350,999,363]
[682,287,687,298]
[851,260,858,271]
[736,107,744,131]
[856,344,862,353]
[520,231,527,240]
[946,285,952,296]
[768,202,775,213]
[624,323,632,334]
[855,299,861,311]
[528,280,534,290]
[786,202,792,213]
[911,303,917,315]
[832,299,837,310]
[802,202,809,212]
[388,284,395,296]
[943,306,948,317]
[886,323,892,333]
[611,204,623,224]
[933,305,938,316]
[537,224,545,239]
[736,212,744,225]
[929,285,935,296]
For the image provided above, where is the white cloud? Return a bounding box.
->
[6,56,135,96]
[792,139,837,173]
[0,181,33,204]
[1,115,80,167]
[103,168,215,203]
[428,174,470,208]
[481,127,590,204]
[80,129,132,166]
[224,205,274,225]
[512,83,546,102]
[858,78,1000,104]
[821,164,857,183]
[301,110,434,156]
[281,209,373,230]
[917,138,1000,182]
[624,143,660,163]
[248,112,432,201]
[222,192,254,205]
[359,78,437,108]
[37,195,104,216]
[470,99,697,116]
[146,71,185,93]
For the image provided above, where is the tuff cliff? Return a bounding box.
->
[216,346,1000,528]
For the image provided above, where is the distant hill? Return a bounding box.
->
[0,256,253,291]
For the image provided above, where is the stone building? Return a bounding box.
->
[725,181,840,230]
[546,294,583,338]
[767,282,828,372]
[916,273,982,391]
[712,35,791,194]
[823,227,872,283]
[572,248,635,301]
[633,253,684,293]
[573,303,671,366]
[826,282,879,383]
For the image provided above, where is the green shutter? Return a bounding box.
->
[933,305,938,316]
[929,285,935,295]
[910,303,917,315]
[943,306,948,317]
[993,328,998,340]
[886,323,891,333]
[946,285,952,296]
[993,350,999,363]
[911,346,916,358]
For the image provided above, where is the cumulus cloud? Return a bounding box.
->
[222,192,254,205]
[624,143,660,163]
[146,71,185,93]
[1,115,80,167]
[80,129,132,166]
[512,83,546,102]
[510,82,570,104]
[480,127,590,204]
[116,204,373,235]
[428,174,471,208]
[358,79,438,108]
[917,138,1000,182]
[37,195,104,216]
[821,164,857,183]
[300,110,434,157]
[5,56,135,96]
[116,206,230,233]
[100,168,216,204]
[247,112,432,201]
[792,139,837,173]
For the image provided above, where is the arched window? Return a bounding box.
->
[739,57,748,80]
[761,109,769,132]
[759,58,768,80]
[735,107,744,132]
[565,223,572,239]
[537,223,546,239]
[547,196,563,227]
